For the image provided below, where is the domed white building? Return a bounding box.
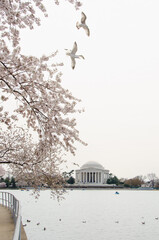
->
[75,161,110,185]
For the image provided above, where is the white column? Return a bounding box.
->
[101,171,103,183]
[76,173,78,183]
[99,172,101,183]
[95,172,96,183]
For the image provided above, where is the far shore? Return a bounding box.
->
[0,186,158,191]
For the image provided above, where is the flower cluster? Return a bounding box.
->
[0,0,85,197]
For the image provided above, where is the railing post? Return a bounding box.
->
[19,217,21,240]
[5,192,6,207]
[2,192,3,205]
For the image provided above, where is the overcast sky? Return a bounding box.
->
[20,0,159,179]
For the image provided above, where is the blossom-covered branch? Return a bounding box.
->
[0,0,86,196]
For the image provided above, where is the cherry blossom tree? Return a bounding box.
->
[0,182,7,188]
[0,127,68,196]
[0,0,86,196]
[0,165,5,177]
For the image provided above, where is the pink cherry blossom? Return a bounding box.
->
[0,0,85,197]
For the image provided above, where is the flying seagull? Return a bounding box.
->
[76,12,90,36]
[65,42,84,69]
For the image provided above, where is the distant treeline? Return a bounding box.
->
[0,176,16,188]
[1,172,159,189]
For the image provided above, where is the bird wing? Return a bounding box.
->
[71,57,76,69]
[81,12,87,24]
[71,42,77,54]
[83,25,90,36]
[79,55,85,59]
[76,22,80,29]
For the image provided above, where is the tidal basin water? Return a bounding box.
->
[5,189,159,240]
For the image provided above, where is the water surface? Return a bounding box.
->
[5,189,159,240]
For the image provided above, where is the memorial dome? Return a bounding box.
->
[80,161,104,170]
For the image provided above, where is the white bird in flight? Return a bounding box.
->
[65,42,84,69]
[76,12,90,36]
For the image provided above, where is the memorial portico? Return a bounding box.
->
[75,161,109,185]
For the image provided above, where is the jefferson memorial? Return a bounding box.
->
[75,161,110,185]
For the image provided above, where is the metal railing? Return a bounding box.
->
[0,191,22,240]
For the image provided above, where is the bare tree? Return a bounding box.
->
[147,173,158,188]
[124,175,145,188]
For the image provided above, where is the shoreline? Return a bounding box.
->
[0,186,157,191]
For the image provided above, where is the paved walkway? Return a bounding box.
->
[0,205,27,240]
